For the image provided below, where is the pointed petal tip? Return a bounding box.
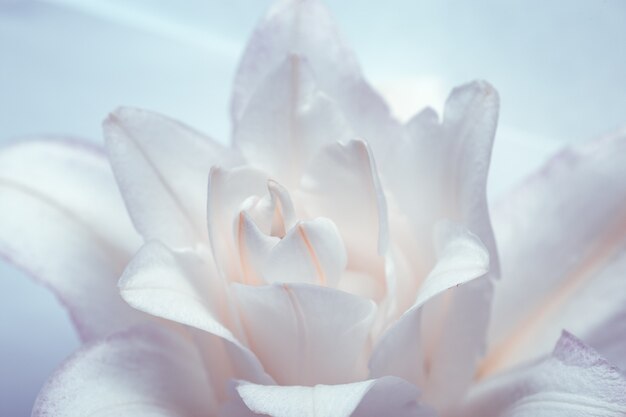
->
[449,79,500,106]
[103,106,170,131]
[103,106,133,127]
[102,107,133,140]
[553,330,612,368]
[469,79,498,94]
[208,164,229,181]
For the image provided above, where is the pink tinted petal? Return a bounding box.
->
[462,332,626,417]
[267,180,297,235]
[104,107,237,248]
[421,278,493,411]
[232,0,402,162]
[370,222,490,411]
[237,211,280,285]
[486,128,626,375]
[207,166,269,283]
[0,139,143,341]
[234,56,353,186]
[231,376,434,417]
[33,324,214,417]
[262,218,347,287]
[300,140,388,276]
[119,241,271,386]
[233,283,376,386]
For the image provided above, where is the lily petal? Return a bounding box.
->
[392,82,500,277]
[207,166,269,283]
[300,139,388,276]
[232,0,402,164]
[233,283,376,386]
[262,218,347,287]
[236,211,280,285]
[119,241,271,386]
[230,376,434,417]
[370,222,490,410]
[0,139,143,341]
[268,180,297,236]
[462,331,626,417]
[104,107,237,248]
[485,128,626,375]
[234,55,353,186]
[33,324,214,417]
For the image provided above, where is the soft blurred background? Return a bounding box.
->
[1,0,624,415]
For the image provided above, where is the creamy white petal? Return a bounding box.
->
[236,211,280,285]
[0,139,143,341]
[104,107,237,248]
[232,0,402,164]
[262,218,347,287]
[233,283,376,386]
[376,83,499,409]
[486,128,626,375]
[462,332,626,417]
[300,139,388,277]
[417,222,491,307]
[119,241,271,386]
[33,324,214,417]
[267,180,297,236]
[229,377,434,417]
[370,222,490,410]
[437,81,499,274]
[234,56,353,186]
[391,82,499,276]
[207,166,269,283]
[368,301,425,390]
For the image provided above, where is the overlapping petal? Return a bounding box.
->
[232,0,402,164]
[370,222,490,410]
[227,376,434,417]
[105,107,238,248]
[234,56,353,186]
[207,166,269,283]
[391,81,500,275]
[485,128,626,375]
[33,324,214,417]
[233,283,376,386]
[462,332,626,417]
[0,139,144,341]
[260,218,347,287]
[118,241,271,386]
[300,140,388,278]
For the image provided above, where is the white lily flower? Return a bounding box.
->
[1,0,624,416]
